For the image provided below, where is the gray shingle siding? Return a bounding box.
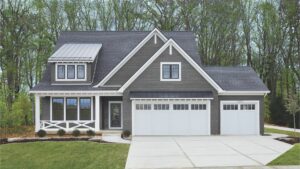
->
[106,36,164,85]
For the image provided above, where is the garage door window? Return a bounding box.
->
[136,104,151,110]
[191,104,206,110]
[223,104,238,110]
[241,104,255,110]
[154,104,169,110]
[173,104,188,110]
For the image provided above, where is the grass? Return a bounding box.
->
[264,127,300,137]
[268,143,300,165]
[0,141,129,169]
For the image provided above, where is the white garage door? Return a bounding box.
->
[132,100,210,136]
[221,101,260,135]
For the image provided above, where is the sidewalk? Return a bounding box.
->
[197,166,300,169]
[265,124,300,133]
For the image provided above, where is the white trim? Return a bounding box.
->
[160,62,181,81]
[130,98,213,100]
[108,101,123,129]
[169,44,172,55]
[93,28,168,87]
[219,91,270,95]
[55,63,87,81]
[30,90,123,96]
[220,100,260,135]
[95,96,100,131]
[118,39,224,93]
[35,95,40,132]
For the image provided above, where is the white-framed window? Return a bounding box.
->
[173,104,188,110]
[241,104,255,110]
[154,104,169,110]
[51,97,93,121]
[136,104,151,110]
[160,62,181,81]
[191,104,207,110]
[223,104,238,110]
[56,63,87,81]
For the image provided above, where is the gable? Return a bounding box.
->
[124,47,217,92]
[119,39,223,93]
[105,36,164,86]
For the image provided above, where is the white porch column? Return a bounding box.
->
[95,95,100,131]
[35,95,40,132]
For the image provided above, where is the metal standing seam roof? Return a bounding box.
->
[48,43,102,62]
[130,91,214,98]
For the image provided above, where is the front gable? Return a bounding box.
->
[119,39,223,93]
[125,46,217,92]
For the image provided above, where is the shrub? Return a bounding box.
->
[36,130,46,137]
[121,130,131,138]
[0,138,8,144]
[72,129,80,137]
[57,129,66,136]
[86,130,95,136]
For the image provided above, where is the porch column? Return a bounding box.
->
[35,95,40,132]
[95,95,100,131]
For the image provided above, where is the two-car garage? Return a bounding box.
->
[132,99,211,136]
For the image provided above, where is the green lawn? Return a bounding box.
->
[0,141,129,169]
[268,143,300,165]
[265,127,300,137]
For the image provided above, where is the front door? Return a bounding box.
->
[109,101,122,129]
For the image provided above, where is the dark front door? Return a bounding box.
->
[109,101,122,129]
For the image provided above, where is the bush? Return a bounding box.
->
[57,129,66,136]
[121,130,131,138]
[86,130,95,136]
[36,130,46,137]
[72,129,80,137]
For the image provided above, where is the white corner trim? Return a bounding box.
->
[118,39,224,93]
[160,62,181,81]
[219,91,270,96]
[93,28,168,87]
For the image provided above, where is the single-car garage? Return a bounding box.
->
[132,99,211,136]
[220,100,260,135]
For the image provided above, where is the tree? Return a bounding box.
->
[285,93,300,134]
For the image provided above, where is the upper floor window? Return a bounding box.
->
[160,62,181,81]
[56,63,86,81]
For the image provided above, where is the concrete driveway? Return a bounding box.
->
[125,136,292,169]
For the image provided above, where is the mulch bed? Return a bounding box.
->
[275,136,300,145]
[0,137,108,145]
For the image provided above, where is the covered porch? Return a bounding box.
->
[33,91,123,132]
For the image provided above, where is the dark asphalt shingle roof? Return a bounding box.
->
[31,31,268,92]
[203,66,269,91]
[130,91,213,98]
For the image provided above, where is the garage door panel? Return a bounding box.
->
[151,111,169,135]
[134,111,151,135]
[221,101,259,135]
[133,100,210,136]
[238,111,257,135]
[190,111,208,135]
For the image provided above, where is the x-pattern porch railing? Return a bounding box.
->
[40,120,95,131]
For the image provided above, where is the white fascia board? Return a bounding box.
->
[93,28,168,87]
[130,98,214,100]
[29,90,123,96]
[118,39,224,93]
[219,90,270,96]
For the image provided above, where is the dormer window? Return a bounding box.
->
[160,62,181,81]
[56,63,86,81]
